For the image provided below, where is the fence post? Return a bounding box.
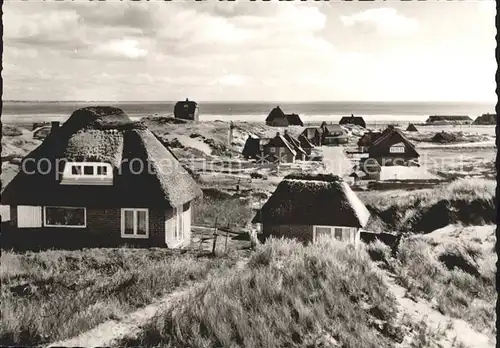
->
[212,217,218,256]
[224,224,230,254]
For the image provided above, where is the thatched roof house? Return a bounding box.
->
[406,124,418,132]
[298,134,314,155]
[320,122,348,145]
[283,131,307,160]
[262,132,297,163]
[265,106,303,127]
[252,174,370,244]
[357,131,382,152]
[339,114,366,128]
[473,113,496,125]
[242,134,262,159]
[368,126,419,166]
[425,115,472,125]
[301,127,322,146]
[174,98,199,121]
[285,113,304,126]
[2,106,202,249]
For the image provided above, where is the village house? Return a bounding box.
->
[339,114,367,128]
[283,130,307,161]
[301,127,322,146]
[406,123,418,132]
[320,122,348,145]
[357,131,382,152]
[265,106,304,127]
[298,134,314,156]
[241,134,262,159]
[174,98,199,121]
[1,106,202,249]
[367,126,420,167]
[262,132,296,163]
[252,174,370,245]
[425,115,472,125]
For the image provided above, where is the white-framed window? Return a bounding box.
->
[121,208,149,239]
[43,206,86,228]
[18,206,42,228]
[313,226,353,243]
[61,162,113,186]
[389,143,405,153]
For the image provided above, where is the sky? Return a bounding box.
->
[2,0,497,102]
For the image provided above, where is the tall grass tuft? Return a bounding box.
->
[122,238,403,348]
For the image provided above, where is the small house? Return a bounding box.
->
[1,106,202,249]
[265,106,303,127]
[431,131,457,144]
[425,115,472,125]
[301,127,322,146]
[406,124,418,132]
[357,131,382,152]
[473,113,496,125]
[252,174,370,245]
[368,126,419,166]
[33,125,53,140]
[339,114,366,128]
[298,134,314,156]
[242,134,262,159]
[320,122,349,145]
[285,113,304,126]
[174,98,199,121]
[283,130,307,161]
[262,132,297,163]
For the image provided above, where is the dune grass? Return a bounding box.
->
[389,235,496,336]
[362,179,496,232]
[0,248,238,346]
[118,238,405,348]
[193,196,255,229]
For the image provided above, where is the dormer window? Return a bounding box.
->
[61,162,113,186]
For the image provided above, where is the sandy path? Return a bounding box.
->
[46,258,249,348]
[319,146,351,176]
[377,267,495,348]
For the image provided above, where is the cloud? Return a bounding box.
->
[340,8,419,36]
[93,38,148,60]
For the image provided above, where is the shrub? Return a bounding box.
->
[2,125,23,137]
[366,240,391,263]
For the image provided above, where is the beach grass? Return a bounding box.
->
[0,248,238,345]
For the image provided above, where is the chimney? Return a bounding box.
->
[51,121,60,133]
[276,132,280,137]
[283,129,288,134]
[186,98,189,102]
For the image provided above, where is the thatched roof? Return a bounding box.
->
[322,123,344,135]
[263,133,297,155]
[283,132,306,155]
[426,115,472,123]
[265,106,286,122]
[369,127,419,158]
[302,127,321,139]
[357,131,382,147]
[1,106,202,208]
[242,135,261,158]
[298,134,314,149]
[252,174,370,227]
[406,124,418,132]
[473,113,496,125]
[285,113,304,126]
[431,131,457,143]
[339,115,366,128]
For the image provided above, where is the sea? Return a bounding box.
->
[1,101,495,126]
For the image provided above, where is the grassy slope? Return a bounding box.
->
[118,238,407,348]
[367,225,496,338]
[360,178,496,233]
[0,248,237,345]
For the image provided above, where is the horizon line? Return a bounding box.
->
[3,100,496,104]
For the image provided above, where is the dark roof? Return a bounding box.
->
[1,106,202,208]
[265,106,286,122]
[339,115,366,128]
[263,133,297,155]
[321,123,344,135]
[298,134,314,149]
[426,115,472,123]
[252,174,370,227]
[369,127,419,158]
[302,127,321,138]
[174,99,198,117]
[242,135,261,158]
[406,124,418,132]
[285,113,303,126]
[431,131,457,143]
[357,131,382,147]
[283,132,307,155]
